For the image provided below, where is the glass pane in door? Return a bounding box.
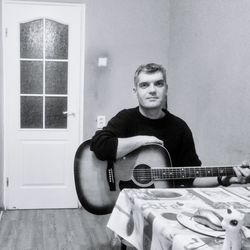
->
[20,19,43,59]
[45,61,68,94]
[21,61,43,94]
[45,97,67,128]
[21,96,43,128]
[45,19,68,59]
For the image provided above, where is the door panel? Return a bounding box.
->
[4,2,85,209]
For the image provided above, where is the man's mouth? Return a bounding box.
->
[146,97,159,100]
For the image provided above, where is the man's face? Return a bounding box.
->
[135,71,167,110]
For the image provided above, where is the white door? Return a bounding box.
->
[3,2,85,209]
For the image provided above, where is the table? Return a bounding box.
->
[107,187,250,250]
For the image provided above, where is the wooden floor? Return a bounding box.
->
[0,208,126,250]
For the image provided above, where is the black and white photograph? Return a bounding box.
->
[1,0,250,249]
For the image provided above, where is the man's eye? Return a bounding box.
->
[138,82,150,88]
[154,80,165,87]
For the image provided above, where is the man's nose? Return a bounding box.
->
[148,83,156,92]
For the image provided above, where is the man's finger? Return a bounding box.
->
[242,160,250,166]
[229,176,241,184]
[236,166,250,177]
[233,166,242,177]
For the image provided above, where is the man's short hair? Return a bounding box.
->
[134,63,167,86]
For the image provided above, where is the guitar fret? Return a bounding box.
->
[195,167,201,177]
[151,166,237,180]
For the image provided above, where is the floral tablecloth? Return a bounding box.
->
[107,187,250,250]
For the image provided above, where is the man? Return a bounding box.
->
[91,63,250,187]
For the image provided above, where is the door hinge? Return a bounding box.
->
[5,28,8,38]
[6,177,9,187]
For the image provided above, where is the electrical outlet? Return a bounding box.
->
[97,115,106,129]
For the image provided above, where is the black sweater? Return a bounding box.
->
[90,107,201,187]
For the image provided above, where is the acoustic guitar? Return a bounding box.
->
[74,140,238,215]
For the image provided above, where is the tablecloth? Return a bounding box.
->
[107,187,250,250]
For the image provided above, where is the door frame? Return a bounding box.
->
[2,0,85,209]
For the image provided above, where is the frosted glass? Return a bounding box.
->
[21,61,43,94]
[45,19,68,59]
[21,96,43,128]
[45,97,67,128]
[45,62,68,94]
[20,19,43,59]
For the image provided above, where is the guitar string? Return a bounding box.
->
[132,166,236,170]
[131,171,235,176]
[131,166,236,172]
[131,167,235,180]
[132,168,235,173]
[131,166,237,171]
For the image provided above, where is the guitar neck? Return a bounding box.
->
[152,166,236,180]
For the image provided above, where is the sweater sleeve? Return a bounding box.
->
[90,110,129,161]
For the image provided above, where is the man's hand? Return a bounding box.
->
[136,135,164,146]
[222,161,250,185]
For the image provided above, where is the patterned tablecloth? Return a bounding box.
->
[107,187,250,250]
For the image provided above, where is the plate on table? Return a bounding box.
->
[177,211,225,238]
[146,189,185,199]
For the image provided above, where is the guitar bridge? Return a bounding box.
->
[106,161,116,191]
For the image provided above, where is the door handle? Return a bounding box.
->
[62,111,76,116]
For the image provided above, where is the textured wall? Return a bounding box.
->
[168,0,250,165]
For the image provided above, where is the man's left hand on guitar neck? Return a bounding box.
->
[220,161,250,186]
[193,161,250,187]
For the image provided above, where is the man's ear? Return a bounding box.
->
[165,84,168,97]
[164,85,168,109]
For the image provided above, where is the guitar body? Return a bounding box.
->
[74,140,172,215]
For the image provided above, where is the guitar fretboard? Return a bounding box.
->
[134,166,237,180]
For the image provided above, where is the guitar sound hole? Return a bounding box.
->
[133,164,152,185]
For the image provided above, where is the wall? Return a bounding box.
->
[168,0,250,165]
[83,0,170,139]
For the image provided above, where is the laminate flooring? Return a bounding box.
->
[0,209,129,250]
